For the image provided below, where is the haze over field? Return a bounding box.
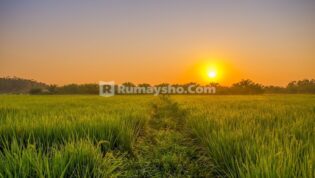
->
[1,0,315,85]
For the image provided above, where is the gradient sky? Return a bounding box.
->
[1,0,314,86]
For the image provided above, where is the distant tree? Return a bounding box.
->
[264,85,286,93]
[3,76,315,95]
[155,83,170,87]
[182,82,199,94]
[205,83,230,95]
[29,88,43,95]
[138,83,151,88]
[154,83,170,94]
[231,79,264,94]
[287,81,296,93]
[136,83,151,94]
[0,77,47,94]
[287,79,315,93]
[57,84,79,94]
[182,82,198,89]
[207,82,220,87]
[79,84,98,94]
[122,82,136,87]
[47,84,58,94]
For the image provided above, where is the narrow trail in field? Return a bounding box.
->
[125,96,213,177]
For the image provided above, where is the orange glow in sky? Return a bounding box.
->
[1,1,314,86]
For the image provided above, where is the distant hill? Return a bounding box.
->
[0,77,48,94]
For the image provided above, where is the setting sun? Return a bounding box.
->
[208,70,217,78]
[186,59,227,84]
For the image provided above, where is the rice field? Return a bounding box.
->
[0,95,314,177]
[178,95,315,177]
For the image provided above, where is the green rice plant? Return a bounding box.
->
[0,139,126,178]
[0,95,314,177]
[181,95,315,178]
[0,95,150,152]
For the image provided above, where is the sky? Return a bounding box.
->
[1,0,314,86]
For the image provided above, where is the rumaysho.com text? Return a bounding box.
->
[99,81,215,97]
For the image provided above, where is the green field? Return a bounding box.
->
[0,95,314,177]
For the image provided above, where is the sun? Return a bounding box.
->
[208,70,217,78]
[201,64,220,82]
[190,58,227,83]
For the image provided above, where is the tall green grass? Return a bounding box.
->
[0,139,126,178]
[0,95,150,151]
[178,95,315,177]
[0,95,314,177]
[0,95,152,177]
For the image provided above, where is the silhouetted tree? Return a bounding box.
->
[287,79,315,93]
[47,84,58,94]
[206,83,230,94]
[231,79,264,94]
[138,83,151,88]
[207,82,220,87]
[122,82,136,87]
[264,85,286,93]
[29,88,43,95]
[0,77,47,94]
[2,76,315,95]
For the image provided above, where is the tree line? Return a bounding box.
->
[1,77,315,95]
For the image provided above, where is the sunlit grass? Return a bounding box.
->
[0,95,153,177]
[0,95,150,152]
[0,95,314,177]
[176,95,315,178]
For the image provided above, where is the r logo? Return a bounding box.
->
[99,81,115,97]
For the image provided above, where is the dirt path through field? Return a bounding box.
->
[124,96,213,177]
